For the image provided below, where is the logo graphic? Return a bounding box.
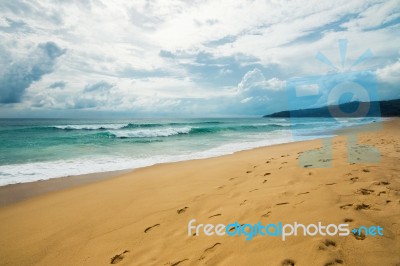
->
[188,219,384,241]
[286,39,381,167]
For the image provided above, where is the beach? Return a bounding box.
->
[0,119,399,266]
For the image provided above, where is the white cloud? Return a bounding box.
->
[376,59,400,99]
[0,0,399,116]
[240,97,252,104]
[342,0,400,31]
[238,68,285,92]
[376,59,400,84]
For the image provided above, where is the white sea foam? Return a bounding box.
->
[0,130,330,186]
[53,124,128,130]
[108,127,192,138]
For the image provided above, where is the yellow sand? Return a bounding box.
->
[0,120,399,266]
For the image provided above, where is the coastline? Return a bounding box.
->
[0,118,392,207]
[0,118,399,265]
[0,169,131,207]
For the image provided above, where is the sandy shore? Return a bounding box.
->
[0,170,131,207]
[0,119,399,266]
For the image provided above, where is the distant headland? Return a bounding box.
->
[264,99,400,118]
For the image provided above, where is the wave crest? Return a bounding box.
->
[108,127,192,138]
[53,124,128,130]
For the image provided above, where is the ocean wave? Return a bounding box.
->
[0,131,324,186]
[109,124,292,138]
[53,124,128,130]
[50,121,223,131]
[108,127,192,138]
[121,121,223,129]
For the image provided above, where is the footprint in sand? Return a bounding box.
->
[377,191,386,196]
[110,250,129,264]
[343,218,353,222]
[264,172,271,176]
[263,179,268,184]
[362,169,370,173]
[318,239,336,250]
[170,259,189,266]
[246,171,252,174]
[276,202,289,206]
[261,211,271,218]
[349,177,359,183]
[326,183,336,186]
[249,188,258,192]
[281,259,295,266]
[199,243,221,261]
[228,226,237,232]
[357,188,374,195]
[177,207,188,214]
[340,204,353,210]
[208,213,221,218]
[297,191,310,196]
[374,181,390,186]
[240,200,247,206]
[144,224,160,233]
[229,177,237,181]
[352,230,366,240]
[319,159,331,163]
[324,259,344,266]
[354,203,370,210]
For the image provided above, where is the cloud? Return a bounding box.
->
[0,1,399,117]
[48,81,66,89]
[84,81,114,93]
[376,59,400,99]
[376,59,400,84]
[0,17,31,33]
[342,1,400,31]
[216,68,289,115]
[71,81,116,109]
[0,42,65,103]
[238,68,286,92]
[128,6,163,30]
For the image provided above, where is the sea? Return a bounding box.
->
[0,117,379,186]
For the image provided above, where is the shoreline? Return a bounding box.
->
[0,118,399,265]
[0,137,324,207]
[0,118,392,207]
[0,169,131,207]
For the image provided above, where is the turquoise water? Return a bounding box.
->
[0,117,376,185]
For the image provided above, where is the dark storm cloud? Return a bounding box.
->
[0,42,66,103]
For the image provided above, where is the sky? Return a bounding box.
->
[0,0,399,118]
